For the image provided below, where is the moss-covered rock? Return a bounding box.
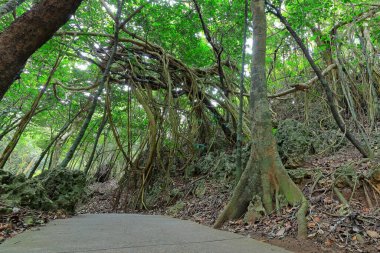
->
[276,119,313,168]
[38,169,86,213]
[0,168,86,213]
[167,200,185,215]
[194,180,206,198]
[312,129,346,154]
[276,119,346,168]
[287,168,308,184]
[185,145,250,181]
[145,180,165,208]
[369,164,380,182]
[0,170,53,210]
[334,164,357,188]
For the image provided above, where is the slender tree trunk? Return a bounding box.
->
[0,118,21,142]
[77,140,91,170]
[236,0,249,182]
[266,2,372,158]
[0,108,46,142]
[58,84,104,169]
[59,0,122,169]
[0,92,44,170]
[0,57,61,169]
[214,0,308,238]
[50,110,87,169]
[84,108,108,175]
[28,109,83,178]
[0,0,83,100]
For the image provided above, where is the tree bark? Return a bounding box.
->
[0,0,83,100]
[84,108,108,175]
[214,0,308,238]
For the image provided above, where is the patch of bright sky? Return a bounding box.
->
[75,61,90,71]
[123,85,131,92]
[195,31,205,39]
[75,52,92,71]
[103,3,117,13]
[180,114,186,124]
[246,37,253,54]
[210,99,218,107]
[244,65,250,77]
[164,0,176,6]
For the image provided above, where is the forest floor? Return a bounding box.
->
[2,146,378,252]
[0,205,70,243]
[78,145,380,253]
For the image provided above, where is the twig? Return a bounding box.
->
[365,179,380,195]
[363,182,374,209]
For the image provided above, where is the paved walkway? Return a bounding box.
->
[0,214,291,253]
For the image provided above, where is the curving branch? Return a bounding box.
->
[192,0,226,89]
[268,63,337,98]
[0,0,26,18]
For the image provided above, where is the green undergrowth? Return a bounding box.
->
[0,168,86,213]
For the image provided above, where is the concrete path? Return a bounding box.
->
[0,214,291,253]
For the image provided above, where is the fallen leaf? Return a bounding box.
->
[355,234,365,244]
[325,238,334,246]
[276,227,286,237]
[361,207,370,213]
[366,230,379,239]
[317,229,324,235]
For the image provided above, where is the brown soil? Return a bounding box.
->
[252,236,327,253]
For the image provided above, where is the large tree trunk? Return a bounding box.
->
[0,0,83,100]
[214,0,308,238]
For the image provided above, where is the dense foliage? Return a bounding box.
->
[0,0,379,215]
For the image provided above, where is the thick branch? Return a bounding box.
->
[268,63,337,98]
[0,0,26,18]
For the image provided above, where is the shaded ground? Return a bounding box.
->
[0,213,291,253]
[0,204,70,243]
[78,145,380,253]
[0,168,85,243]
